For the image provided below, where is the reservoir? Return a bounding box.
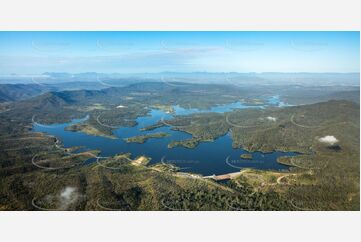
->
[33,99,297,176]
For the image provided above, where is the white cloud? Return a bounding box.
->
[59,186,78,209]
[266,116,277,122]
[318,135,339,145]
[60,186,76,200]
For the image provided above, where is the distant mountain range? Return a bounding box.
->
[1,80,359,107]
[0,82,107,103]
[1,72,359,86]
[0,84,55,102]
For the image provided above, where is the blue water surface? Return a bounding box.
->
[33,99,296,176]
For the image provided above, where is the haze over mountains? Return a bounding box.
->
[0,72,359,104]
[1,72,359,86]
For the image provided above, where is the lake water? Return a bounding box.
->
[33,97,296,176]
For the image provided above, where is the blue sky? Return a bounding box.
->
[0,31,359,74]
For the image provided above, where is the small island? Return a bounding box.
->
[168,137,202,149]
[167,137,215,149]
[240,153,253,160]
[124,132,170,143]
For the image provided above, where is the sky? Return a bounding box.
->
[0,31,359,74]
